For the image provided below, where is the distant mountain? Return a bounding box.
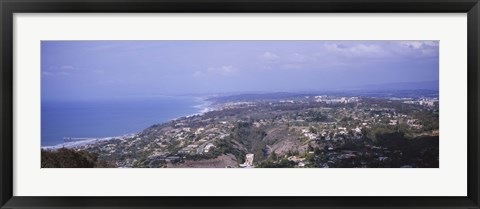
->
[206,80,439,103]
[208,92,307,103]
[351,80,439,91]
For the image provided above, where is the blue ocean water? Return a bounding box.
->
[41,97,205,146]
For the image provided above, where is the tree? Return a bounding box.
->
[41,148,114,168]
[307,144,313,153]
[270,151,278,161]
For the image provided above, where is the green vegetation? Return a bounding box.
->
[41,148,114,168]
[214,138,246,163]
[229,122,267,162]
[45,93,438,168]
[256,158,296,168]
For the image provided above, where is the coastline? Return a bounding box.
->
[168,96,217,121]
[41,134,136,150]
[41,96,216,150]
[193,97,216,114]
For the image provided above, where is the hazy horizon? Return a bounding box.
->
[42,40,439,102]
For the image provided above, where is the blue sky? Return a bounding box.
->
[41,41,439,101]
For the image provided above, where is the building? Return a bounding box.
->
[240,154,255,167]
[204,143,215,153]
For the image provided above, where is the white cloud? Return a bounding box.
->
[193,71,204,77]
[261,66,273,70]
[323,41,438,59]
[60,65,75,70]
[289,53,307,62]
[194,65,239,77]
[324,43,385,57]
[423,41,439,47]
[260,52,279,61]
[401,41,423,49]
[398,41,439,57]
[400,41,438,49]
[42,71,53,76]
[281,64,303,69]
[207,65,238,76]
[41,71,71,77]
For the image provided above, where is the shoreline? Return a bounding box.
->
[41,133,136,150]
[167,96,217,121]
[41,96,216,150]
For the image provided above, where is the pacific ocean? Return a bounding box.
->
[41,96,206,147]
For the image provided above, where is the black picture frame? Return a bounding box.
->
[1,0,479,208]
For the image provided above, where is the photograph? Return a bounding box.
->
[40,40,439,168]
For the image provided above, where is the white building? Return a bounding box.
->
[240,154,255,167]
[204,143,215,153]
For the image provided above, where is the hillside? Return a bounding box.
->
[46,93,440,168]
